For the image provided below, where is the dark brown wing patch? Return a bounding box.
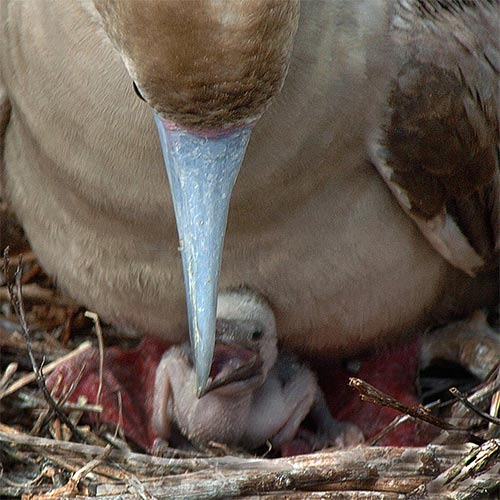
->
[383,61,498,265]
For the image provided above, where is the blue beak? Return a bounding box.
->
[155,114,253,396]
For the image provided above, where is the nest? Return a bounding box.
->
[0,210,499,499]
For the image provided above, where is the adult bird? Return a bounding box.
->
[0,0,498,394]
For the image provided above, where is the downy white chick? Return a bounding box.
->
[152,287,363,451]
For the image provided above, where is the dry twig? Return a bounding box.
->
[368,401,441,446]
[449,386,500,426]
[349,377,484,444]
[0,362,18,391]
[0,341,92,401]
[2,249,87,443]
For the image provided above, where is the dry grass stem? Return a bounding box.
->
[84,311,104,410]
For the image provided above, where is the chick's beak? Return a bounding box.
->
[203,342,263,396]
[154,114,253,397]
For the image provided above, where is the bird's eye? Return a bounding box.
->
[132,81,146,102]
[251,330,263,340]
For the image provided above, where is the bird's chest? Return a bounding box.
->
[221,157,451,355]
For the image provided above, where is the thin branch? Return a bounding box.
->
[2,249,87,443]
[449,375,500,421]
[368,400,441,445]
[349,377,484,444]
[42,360,94,442]
[54,362,89,408]
[0,362,18,391]
[19,393,101,414]
[71,443,114,486]
[449,387,500,425]
[115,390,126,443]
[0,341,92,400]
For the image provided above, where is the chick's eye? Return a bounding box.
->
[133,81,146,102]
[252,330,263,340]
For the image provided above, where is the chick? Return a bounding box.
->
[152,287,363,452]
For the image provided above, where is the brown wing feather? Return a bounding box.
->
[372,0,499,274]
[385,61,498,257]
